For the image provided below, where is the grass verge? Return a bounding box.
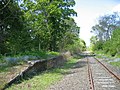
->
[6,56,81,90]
[0,51,60,89]
[110,61,120,68]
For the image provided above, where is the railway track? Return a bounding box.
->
[87,57,120,90]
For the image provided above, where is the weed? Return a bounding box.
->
[110,61,120,68]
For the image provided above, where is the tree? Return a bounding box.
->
[91,12,120,56]
[91,12,120,41]
[58,18,80,51]
[0,0,81,55]
[104,28,120,56]
[90,36,97,45]
[0,0,27,54]
[65,38,86,54]
[22,0,78,51]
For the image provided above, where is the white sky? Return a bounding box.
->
[73,0,120,46]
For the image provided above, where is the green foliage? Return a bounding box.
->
[115,53,120,57]
[110,61,120,68]
[21,0,79,51]
[47,51,60,56]
[92,28,120,57]
[0,0,31,55]
[101,28,120,56]
[19,51,60,59]
[65,39,86,54]
[91,41,103,51]
[0,64,12,73]
[91,12,120,57]
[0,0,82,55]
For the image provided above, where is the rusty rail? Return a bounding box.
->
[87,57,95,90]
[94,57,120,81]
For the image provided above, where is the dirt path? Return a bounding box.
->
[47,58,89,90]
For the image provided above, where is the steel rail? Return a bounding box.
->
[94,57,120,81]
[87,57,95,90]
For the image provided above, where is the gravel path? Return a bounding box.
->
[47,58,89,90]
[47,56,120,90]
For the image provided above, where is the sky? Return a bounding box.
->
[73,0,120,46]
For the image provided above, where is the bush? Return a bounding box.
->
[65,39,86,54]
[92,41,103,51]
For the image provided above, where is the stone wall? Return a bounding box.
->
[3,51,71,90]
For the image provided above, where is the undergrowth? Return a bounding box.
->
[110,61,120,68]
[6,56,81,90]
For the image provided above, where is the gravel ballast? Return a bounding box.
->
[47,56,120,90]
[47,58,89,90]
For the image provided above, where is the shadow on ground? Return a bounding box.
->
[4,54,90,89]
[58,53,96,75]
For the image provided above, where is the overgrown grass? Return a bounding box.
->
[94,50,114,60]
[0,51,60,89]
[110,61,120,68]
[94,50,120,58]
[18,51,60,59]
[6,56,81,90]
[0,51,60,62]
[115,53,120,58]
[94,50,120,68]
[0,51,59,72]
[6,71,62,90]
[0,65,11,73]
